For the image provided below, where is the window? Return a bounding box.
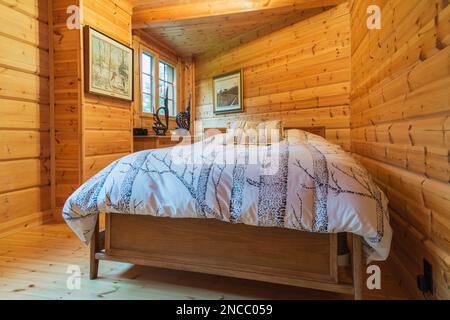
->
[141,52,154,113]
[158,60,176,116]
[141,51,177,116]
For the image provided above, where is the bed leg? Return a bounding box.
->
[352,235,363,300]
[90,219,99,280]
[337,232,350,266]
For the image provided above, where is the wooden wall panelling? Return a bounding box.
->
[48,0,56,233]
[50,0,134,218]
[198,7,333,62]
[52,0,82,220]
[0,0,52,236]
[131,0,347,27]
[350,0,450,299]
[181,57,196,133]
[132,36,142,127]
[83,153,129,180]
[82,0,133,182]
[196,4,350,78]
[132,0,346,56]
[195,3,351,150]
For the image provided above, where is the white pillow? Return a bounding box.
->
[226,120,281,145]
[256,120,281,145]
[284,129,308,142]
[226,121,258,144]
[285,129,326,143]
[227,120,247,131]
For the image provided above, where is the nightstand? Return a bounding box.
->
[133,135,196,152]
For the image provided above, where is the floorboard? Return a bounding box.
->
[0,222,411,300]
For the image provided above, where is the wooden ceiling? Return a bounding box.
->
[131,0,347,57]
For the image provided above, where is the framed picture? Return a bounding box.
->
[213,70,243,114]
[84,26,134,101]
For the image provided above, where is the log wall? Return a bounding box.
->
[194,3,351,150]
[52,0,133,218]
[52,0,82,214]
[350,0,449,299]
[82,0,133,182]
[3,1,448,299]
[0,0,53,236]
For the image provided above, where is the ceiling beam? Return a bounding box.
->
[132,0,347,29]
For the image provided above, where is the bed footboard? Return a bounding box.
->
[90,213,363,299]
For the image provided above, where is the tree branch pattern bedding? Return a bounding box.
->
[63,132,392,262]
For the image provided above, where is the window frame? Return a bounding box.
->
[139,45,178,118]
[141,51,155,114]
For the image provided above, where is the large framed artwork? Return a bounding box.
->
[213,70,243,114]
[84,26,134,101]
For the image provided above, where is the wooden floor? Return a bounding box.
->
[0,222,411,300]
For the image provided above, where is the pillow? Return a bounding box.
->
[256,120,281,145]
[226,120,281,145]
[226,121,258,144]
[227,120,247,131]
[284,129,327,143]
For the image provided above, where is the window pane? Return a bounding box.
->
[143,94,152,113]
[159,97,165,107]
[142,53,152,74]
[150,78,154,96]
[158,107,166,115]
[165,65,173,82]
[159,82,166,97]
[143,74,151,93]
[168,100,174,115]
[159,62,165,80]
[158,60,176,116]
[142,52,155,114]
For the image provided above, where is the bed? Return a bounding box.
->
[63,125,392,299]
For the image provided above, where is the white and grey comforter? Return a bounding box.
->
[63,134,392,261]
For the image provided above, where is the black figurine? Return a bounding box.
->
[175,94,191,131]
[152,87,170,136]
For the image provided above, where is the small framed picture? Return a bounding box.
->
[213,70,243,114]
[84,26,134,101]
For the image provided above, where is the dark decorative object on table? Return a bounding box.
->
[175,94,191,131]
[152,87,170,136]
[133,128,148,136]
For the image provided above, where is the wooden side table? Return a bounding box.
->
[133,135,195,152]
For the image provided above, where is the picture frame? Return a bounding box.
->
[212,70,243,114]
[84,26,134,101]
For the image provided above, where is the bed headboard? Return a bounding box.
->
[283,126,326,138]
[203,126,326,138]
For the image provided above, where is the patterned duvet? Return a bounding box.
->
[63,133,392,262]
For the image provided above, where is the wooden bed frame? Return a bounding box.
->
[89,126,364,299]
